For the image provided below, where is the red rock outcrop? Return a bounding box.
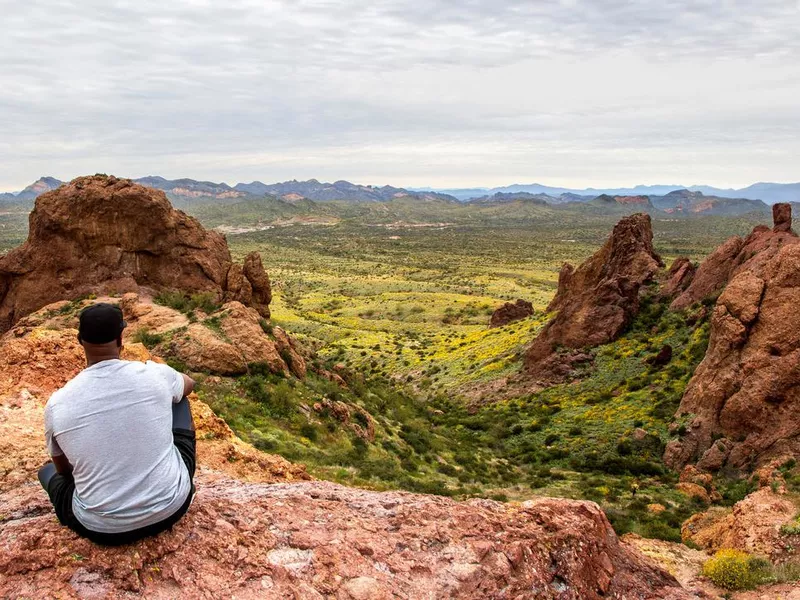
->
[0,316,696,599]
[773,202,793,233]
[0,175,271,332]
[524,213,663,382]
[664,207,800,471]
[669,204,796,311]
[0,477,694,600]
[662,257,696,298]
[669,237,745,310]
[489,298,533,328]
[681,487,798,562]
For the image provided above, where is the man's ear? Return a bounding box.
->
[116,335,123,349]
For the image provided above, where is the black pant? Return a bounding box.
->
[37,397,196,546]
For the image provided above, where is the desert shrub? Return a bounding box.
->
[132,329,164,348]
[640,520,681,542]
[259,318,274,335]
[154,290,221,315]
[780,513,800,535]
[701,549,765,590]
[299,423,319,441]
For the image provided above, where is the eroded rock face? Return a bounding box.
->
[0,315,695,599]
[0,175,272,332]
[664,210,800,471]
[489,299,533,328]
[524,213,663,383]
[670,206,795,311]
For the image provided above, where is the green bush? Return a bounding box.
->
[702,549,768,590]
[154,290,221,315]
[132,329,164,348]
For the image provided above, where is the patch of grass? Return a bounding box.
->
[154,290,221,315]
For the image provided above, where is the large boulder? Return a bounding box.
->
[681,487,798,562]
[524,213,663,383]
[0,175,272,332]
[489,299,533,328]
[664,208,800,471]
[773,202,793,233]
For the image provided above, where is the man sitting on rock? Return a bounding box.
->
[37,303,197,545]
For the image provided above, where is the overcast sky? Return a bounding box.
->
[1,0,799,191]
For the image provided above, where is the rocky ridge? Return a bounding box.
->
[664,203,800,471]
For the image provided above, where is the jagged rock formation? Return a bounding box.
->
[662,257,696,298]
[0,175,272,333]
[0,310,696,599]
[489,299,533,328]
[670,203,796,311]
[664,204,800,471]
[669,236,745,310]
[524,213,663,382]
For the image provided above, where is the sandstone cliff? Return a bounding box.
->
[524,213,663,383]
[0,175,272,332]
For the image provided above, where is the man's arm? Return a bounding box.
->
[52,453,73,476]
[182,374,195,398]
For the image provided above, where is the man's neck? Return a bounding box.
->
[86,354,120,367]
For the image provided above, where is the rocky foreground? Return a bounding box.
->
[0,312,695,600]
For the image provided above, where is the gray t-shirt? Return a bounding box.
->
[44,359,192,533]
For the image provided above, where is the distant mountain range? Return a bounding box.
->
[2,176,797,220]
[421,182,800,205]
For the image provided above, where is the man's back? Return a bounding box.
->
[45,359,191,533]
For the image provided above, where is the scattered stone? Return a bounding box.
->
[646,344,673,367]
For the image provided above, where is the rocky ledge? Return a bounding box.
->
[0,475,693,600]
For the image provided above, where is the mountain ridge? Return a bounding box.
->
[4,176,799,206]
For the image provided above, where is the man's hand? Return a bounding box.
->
[53,453,73,476]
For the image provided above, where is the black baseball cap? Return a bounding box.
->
[78,303,127,344]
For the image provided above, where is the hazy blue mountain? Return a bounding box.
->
[718,182,800,205]
[467,192,552,205]
[425,182,800,204]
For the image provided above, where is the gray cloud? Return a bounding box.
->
[0,0,798,189]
